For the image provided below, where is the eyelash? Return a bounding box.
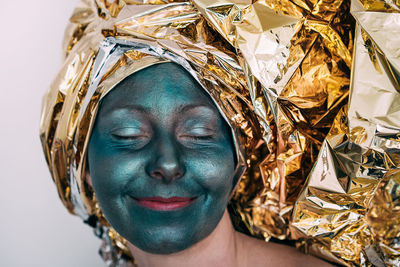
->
[111,134,148,140]
[110,131,216,147]
[179,135,215,141]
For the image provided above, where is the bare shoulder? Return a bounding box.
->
[236,232,333,267]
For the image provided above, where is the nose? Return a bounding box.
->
[146,136,185,183]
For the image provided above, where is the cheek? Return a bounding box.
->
[187,148,235,198]
[88,147,145,196]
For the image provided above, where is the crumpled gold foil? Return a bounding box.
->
[40,0,400,266]
[291,0,400,265]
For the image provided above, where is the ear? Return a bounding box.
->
[85,171,93,187]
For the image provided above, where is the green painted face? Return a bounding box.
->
[87,62,236,254]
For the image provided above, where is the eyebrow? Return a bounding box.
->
[177,104,215,114]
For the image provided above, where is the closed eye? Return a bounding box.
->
[109,129,151,150]
[177,125,217,141]
[111,133,148,140]
[179,134,215,140]
[110,127,149,141]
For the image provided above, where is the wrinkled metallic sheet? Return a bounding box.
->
[39,0,400,265]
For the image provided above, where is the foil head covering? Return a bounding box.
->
[40,0,400,266]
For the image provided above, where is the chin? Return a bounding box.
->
[120,203,227,255]
[141,242,191,255]
[133,236,196,255]
[129,226,207,255]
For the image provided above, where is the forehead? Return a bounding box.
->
[99,62,217,114]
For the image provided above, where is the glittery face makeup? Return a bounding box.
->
[87,62,236,254]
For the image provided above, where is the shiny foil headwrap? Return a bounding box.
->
[40,0,399,266]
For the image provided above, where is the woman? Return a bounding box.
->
[40,0,399,266]
[86,61,329,266]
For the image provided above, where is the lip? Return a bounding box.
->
[132,196,197,211]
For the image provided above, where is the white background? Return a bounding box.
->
[0,1,106,266]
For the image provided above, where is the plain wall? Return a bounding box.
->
[0,1,106,266]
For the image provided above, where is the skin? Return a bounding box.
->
[87,62,236,254]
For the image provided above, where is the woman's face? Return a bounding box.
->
[87,62,236,254]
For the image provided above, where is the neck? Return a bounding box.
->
[128,209,243,267]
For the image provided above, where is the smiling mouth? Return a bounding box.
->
[132,196,197,211]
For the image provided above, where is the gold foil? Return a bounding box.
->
[291,0,400,265]
[40,0,400,266]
